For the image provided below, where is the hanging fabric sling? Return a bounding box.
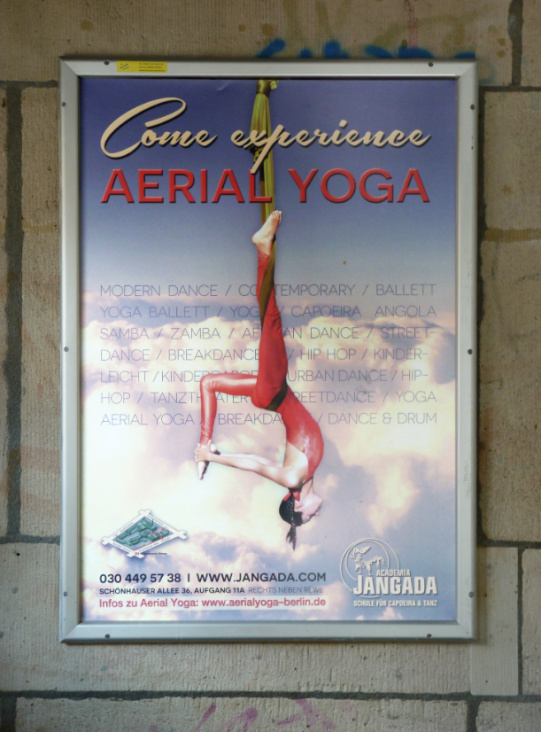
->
[249,79,288,412]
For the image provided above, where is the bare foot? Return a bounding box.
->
[195,442,219,480]
[252,210,281,255]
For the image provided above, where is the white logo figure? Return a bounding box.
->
[340,539,400,596]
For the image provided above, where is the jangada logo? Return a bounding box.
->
[340,538,400,597]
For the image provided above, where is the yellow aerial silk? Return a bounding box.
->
[249,78,277,327]
[249,79,287,411]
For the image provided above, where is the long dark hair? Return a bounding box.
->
[279,493,303,550]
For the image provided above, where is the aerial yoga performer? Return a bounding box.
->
[194,211,324,548]
[194,81,324,549]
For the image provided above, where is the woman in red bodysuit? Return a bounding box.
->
[194,211,324,548]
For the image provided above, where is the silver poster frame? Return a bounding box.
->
[60,59,477,642]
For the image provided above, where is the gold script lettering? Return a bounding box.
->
[100,98,217,158]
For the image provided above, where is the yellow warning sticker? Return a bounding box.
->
[116,61,168,74]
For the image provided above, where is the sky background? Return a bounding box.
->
[79,75,458,624]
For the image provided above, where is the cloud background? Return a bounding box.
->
[79,76,457,623]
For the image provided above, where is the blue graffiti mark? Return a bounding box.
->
[363,45,393,59]
[365,44,476,60]
[259,38,349,59]
[257,38,476,61]
[257,38,286,58]
[323,40,350,58]
[398,46,434,58]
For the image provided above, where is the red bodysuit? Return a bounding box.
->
[199,246,324,481]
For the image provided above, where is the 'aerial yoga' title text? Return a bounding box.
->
[99,97,431,205]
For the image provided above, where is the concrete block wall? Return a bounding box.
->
[1,1,540,729]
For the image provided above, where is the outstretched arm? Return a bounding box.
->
[194,442,302,489]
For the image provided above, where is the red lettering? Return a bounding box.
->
[201,169,208,203]
[138,169,163,203]
[101,169,134,203]
[249,172,272,203]
[321,168,356,203]
[211,169,244,203]
[288,168,318,202]
[360,168,393,203]
[397,168,429,202]
[169,169,195,203]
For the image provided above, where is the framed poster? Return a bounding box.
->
[60,59,477,642]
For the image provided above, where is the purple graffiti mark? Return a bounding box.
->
[215,708,258,732]
[191,702,258,732]
[276,699,336,731]
[257,38,286,58]
[191,702,218,732]
[404,0,419,48]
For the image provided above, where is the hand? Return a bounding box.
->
[194,441,218,462]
